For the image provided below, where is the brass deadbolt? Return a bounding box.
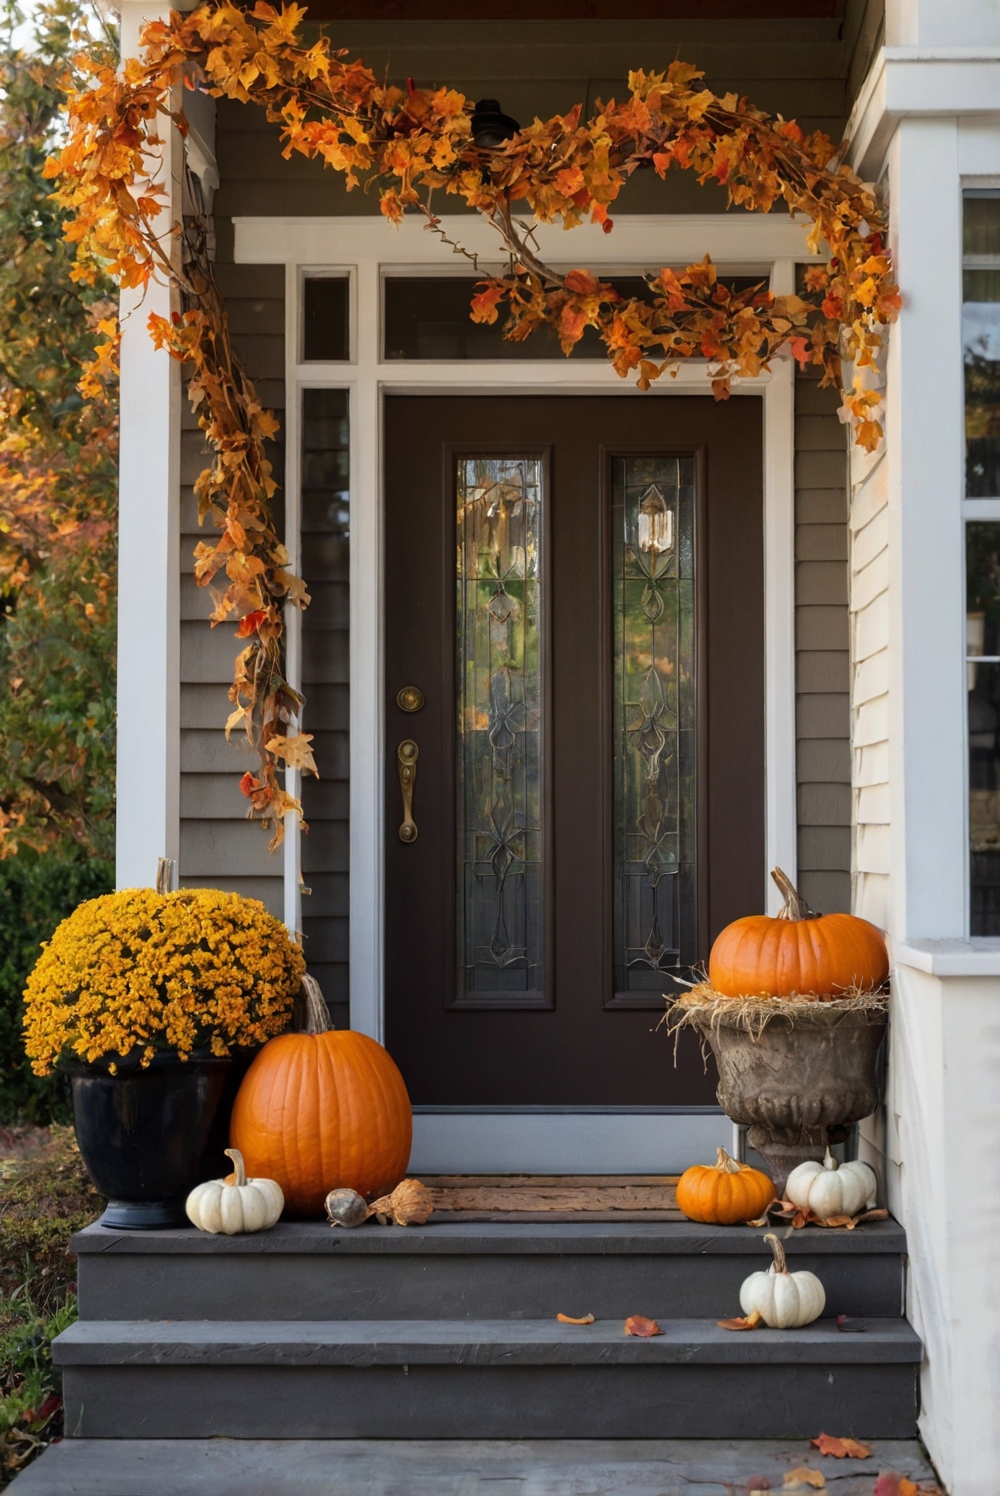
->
[396,685,425,713]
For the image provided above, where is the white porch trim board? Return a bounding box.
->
[408,1110,733,1176]
[115,1,183,890]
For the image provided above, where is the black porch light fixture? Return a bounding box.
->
[471,97,520,148]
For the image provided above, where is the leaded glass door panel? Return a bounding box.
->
[384,396,764,1106]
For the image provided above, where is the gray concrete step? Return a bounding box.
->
[72,1218,909,1322]
[55,1316,921,1439]
[7,1438,942,1495]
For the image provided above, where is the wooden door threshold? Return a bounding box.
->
[422,1174,684,1223]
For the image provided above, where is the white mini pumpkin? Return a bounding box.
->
[785,1148,876,1219]
[739,1233,826,1328]
[186,1148,284,1234]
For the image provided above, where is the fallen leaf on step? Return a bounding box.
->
[557,1312,595,1325]
[773,1202,890,1231]
[873,1478,921,1496]
[783,1470,825,1490]
[745,1215,770,1227]
[717,1310,763,1331]
[810,1434,871,1459]
[624,1315,662,1336]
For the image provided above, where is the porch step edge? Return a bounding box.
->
[70,1218,909,1255]
[53,1316,923,1367]
[5,1438,941,1496]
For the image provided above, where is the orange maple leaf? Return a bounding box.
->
[624,1315,662,1337]
[810,1433,871,1459]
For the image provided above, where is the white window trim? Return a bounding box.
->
[238,213,803,1043]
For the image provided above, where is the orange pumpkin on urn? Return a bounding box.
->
[230,974,412,1217]
[708,868,888,1000]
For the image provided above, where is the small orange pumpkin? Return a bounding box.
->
[708,867,889,1000]
[676,1147,776,1225]
[230,974,412,1217]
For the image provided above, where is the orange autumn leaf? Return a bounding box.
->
[470,281,506,324]
[265,732,319,777]
[563,268,601,296]
[810,1434,871,1459]
[624,1315,662,1337]
[717,1310,763,1331]
[556,1312,595,1325]
[784,1472,825,1491]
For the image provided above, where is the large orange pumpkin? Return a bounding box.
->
[708,867,888,999]
[676,1147,776,1224]
[230,975,412,1217]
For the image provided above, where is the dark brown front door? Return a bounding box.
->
[384,395,763,1106]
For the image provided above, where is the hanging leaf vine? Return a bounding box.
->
[44,0,900,842]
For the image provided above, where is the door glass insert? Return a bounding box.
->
[455,456,548,1006]
[612,455,697,999]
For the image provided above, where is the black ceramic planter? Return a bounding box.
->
[69,1052,231,1229]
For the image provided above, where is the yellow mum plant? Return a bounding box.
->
[23,888,304,1074]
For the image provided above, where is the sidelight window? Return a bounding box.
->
[301,274,350,362]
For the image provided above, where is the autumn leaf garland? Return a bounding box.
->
[44,0,901,841]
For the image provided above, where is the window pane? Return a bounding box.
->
[303,277,349,361]
[612,455,697,995]
[964,195,1000,498]
[455,456,547,1004]
[385,276,758,361]
[967,521,1000,933]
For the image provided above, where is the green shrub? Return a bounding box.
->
[0,1128,100,1485]
[0,855,113,1125]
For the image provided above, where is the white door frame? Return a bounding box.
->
[236,212,804,1170]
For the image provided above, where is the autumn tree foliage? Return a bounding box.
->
[0,0,118,860]
[44,0,901,842]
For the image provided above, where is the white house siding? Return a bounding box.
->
[850,444,891,931]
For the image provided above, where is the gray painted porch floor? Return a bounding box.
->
[9,1438,940,1494]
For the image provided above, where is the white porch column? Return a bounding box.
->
[884,118,968,942]
[115,3,182,888]
[848,16,1000,1492]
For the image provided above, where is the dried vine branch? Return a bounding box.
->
[44,1,901,842]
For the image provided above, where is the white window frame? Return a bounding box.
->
[239,212,806,1044]
[961,185,1000,936]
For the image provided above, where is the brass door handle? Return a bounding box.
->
[397,739,419,843]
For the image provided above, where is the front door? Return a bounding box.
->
[384,395,763,1106]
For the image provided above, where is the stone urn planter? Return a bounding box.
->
[679,1000,888,1194]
